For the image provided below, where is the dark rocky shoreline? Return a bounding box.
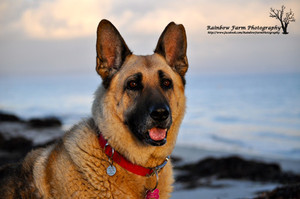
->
[175,156,300,185]
[1,111,300,198]
[174,156,300,198]
[0,111,62,128]
[0,111,62,165]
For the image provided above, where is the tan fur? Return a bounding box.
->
[0,20,187,199]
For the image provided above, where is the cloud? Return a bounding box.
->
[0,0,111,39]
[114,0,300,42]
[1,0,299,40]
[0,0,299,75]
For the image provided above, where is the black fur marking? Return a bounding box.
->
[102,73,114,89]
[124,86,172,146]
[181,76,186,86]
[0,160,37,197]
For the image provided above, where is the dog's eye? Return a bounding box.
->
[127,80,141,90]
[163,80,171,87]
[161,79,173,89]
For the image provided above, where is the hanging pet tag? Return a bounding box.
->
[105,144,116,176]
[106,165,116,176]
[145,189,159,199]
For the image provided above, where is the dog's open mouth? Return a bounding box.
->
[146,127,168,146]
[148,128,167,141]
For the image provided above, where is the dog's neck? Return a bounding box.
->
[97,131,170,177]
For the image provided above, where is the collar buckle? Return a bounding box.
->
[147,156,170,177]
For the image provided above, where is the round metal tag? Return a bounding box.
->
[106,165,116,176]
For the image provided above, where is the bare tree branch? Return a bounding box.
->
[283,9,296,24]
[280,5,285,20]
[269,5,296,34]
[270,8,280,19]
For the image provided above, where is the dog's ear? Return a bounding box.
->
[154,22,188,77]
[96,19,132,81]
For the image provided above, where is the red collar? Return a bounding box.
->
[98,133,169,176]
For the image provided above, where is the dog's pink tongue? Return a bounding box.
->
[149,128,167,141]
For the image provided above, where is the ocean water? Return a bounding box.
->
[0,73,300,160]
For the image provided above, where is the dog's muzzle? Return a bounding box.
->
[125,102,172,146]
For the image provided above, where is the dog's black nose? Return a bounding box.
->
[150,105,170,121]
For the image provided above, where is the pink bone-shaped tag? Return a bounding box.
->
[145,189,159,199]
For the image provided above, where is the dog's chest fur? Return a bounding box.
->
[25,119,173,199]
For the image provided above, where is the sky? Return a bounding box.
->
[0,0,299,76]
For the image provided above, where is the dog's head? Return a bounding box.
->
[92,19,188,163]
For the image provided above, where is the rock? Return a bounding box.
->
[0,112,22,122]
[170,155,182,164]
[0,136,33,152]
[28,117,62,128]
[0,154,25,167]
[0,134,59,166]
[175,156,300,185]
[0,111,63,128]
[0,133,5,147]
[0,111,63,167]
[255,184,300,199]
[0,132,33,166]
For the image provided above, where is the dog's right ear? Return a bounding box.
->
[96,19,132,82]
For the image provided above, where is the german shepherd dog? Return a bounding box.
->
[0,19,188,198]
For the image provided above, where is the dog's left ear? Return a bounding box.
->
[154,22,188,77]
[96,19,132,81]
